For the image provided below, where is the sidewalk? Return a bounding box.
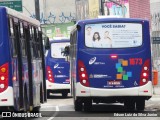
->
[152,94,160,98]
[153,86,160,94]
[152,86,160,98]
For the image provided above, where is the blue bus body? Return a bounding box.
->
[0,7,13,102]
[46,39,70,97]
[70,18,152,111]
[0,7,47,112]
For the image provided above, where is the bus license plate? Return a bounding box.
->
[107,81,122,86]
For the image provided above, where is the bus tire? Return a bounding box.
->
[40,83,44,103]
[84,99,92,112]
[47,91,50,98]
[136,99,145,111]
[32,106,41,113]
[23,86,29,120]
[23,86,29,112]
[124,99,135,111]
[62,92,68,98]
[74,98,82,111]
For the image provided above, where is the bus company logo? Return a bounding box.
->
[89,57,105,65]
[54,64,59,69]
[89,57,96,65]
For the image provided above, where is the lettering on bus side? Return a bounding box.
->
[102,25,112,28]
[54,75,68,78]
[129,58,142,65]
[102,25,126,28]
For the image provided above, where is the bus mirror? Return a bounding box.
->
[153,70,158,85]
[77,25,81,31]
[45,37,50,50]
[61,46,70,57]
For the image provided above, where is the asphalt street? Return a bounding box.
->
[1,94,160,120]
[32,94,160,120]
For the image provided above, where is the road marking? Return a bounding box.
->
[47,106,59,120]
[41,105,57,108]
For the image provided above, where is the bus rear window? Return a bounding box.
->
[51,42,70,58]
[85,23,142,48]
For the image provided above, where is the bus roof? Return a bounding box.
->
[49,39,70,43]
[77,17,148,24]
[3,7,40,26]
[98,15,122,18]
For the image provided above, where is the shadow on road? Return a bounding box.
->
[58,103,159,117]
[91,103,125,112]
[47,94,72,99]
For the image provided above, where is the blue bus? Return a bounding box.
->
[46,39,70,98]
[0,7,49,112]
[68,18,152,111]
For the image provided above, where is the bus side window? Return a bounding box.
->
[33,27,40,58]
[70,34,73,58]
[32,27,38,58]
[9,18,14,36]
[29,26,34,58]
[20,22,27,57]
[20,22,24,38]
[36,28,42,58]
[9,17,17,57]
[72,30,77,59]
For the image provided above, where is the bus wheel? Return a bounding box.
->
[32,106,41,113]
[74,98,82,111]
[40,83,44,103]
[136,99,145,111]
[47,91,50,98]
[23,87,29,112]
[62,92,68,98]
[23,87,29,120]
[124,99,135,111]
[84,99,92,112]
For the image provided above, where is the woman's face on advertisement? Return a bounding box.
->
[94,34,98,39]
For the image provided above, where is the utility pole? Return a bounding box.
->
[35,0,40,21]
[101,0,105,15]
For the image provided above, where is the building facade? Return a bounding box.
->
[22,0,76,39]
[150,0,160,91]
[103,0,150,20]
[76,0,150,21]
[22,0,76,24]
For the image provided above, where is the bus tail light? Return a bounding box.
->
[140,59,150,86]
[0,63,9,93]
[46,66,54,83]
[78,60,89,87]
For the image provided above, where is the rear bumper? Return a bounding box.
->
[46,80,70,90]
[0,87,14,106]
[76,81,153,97]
